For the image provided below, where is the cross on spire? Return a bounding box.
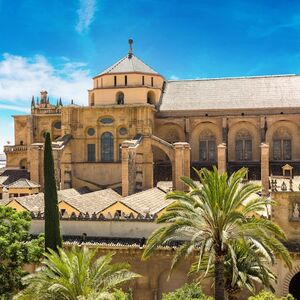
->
[128,38,133,58]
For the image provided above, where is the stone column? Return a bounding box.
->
[222,117,228,143]
[260,116,267,143]
[142,137,154,190]
[121,141,137,197]
[217,143,227,174]
[261,143,270,195]
[174,142,190,191]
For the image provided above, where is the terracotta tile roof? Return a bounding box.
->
[121,187,173,215]
[160,74,300,112]
[96,54,158,76]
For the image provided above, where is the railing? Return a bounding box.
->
[270,177,300,192]
[4,145,27,153]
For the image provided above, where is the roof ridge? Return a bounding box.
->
[122,187,161,199]
[132,54,158,74]
[104,55,128,74]
[167,74,298,82]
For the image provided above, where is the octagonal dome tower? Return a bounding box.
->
[88,39,165,106]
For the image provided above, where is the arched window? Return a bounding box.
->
[235,130,252,161]
[147,91,155,104]
[101,132,114,162]
[19,159,27,169]
[199,130,216,162]
[273,128,292,160]
[116,91,124,105]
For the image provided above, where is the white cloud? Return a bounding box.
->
[75,0,97,34]
[170,74,179,80]
[0,53,91,105]
[0,53,92,154]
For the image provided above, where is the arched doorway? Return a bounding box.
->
[289,272,300,299]
[152,146,173,185]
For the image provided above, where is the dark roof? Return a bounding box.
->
[160,74,300,113]
[96,54,158,76]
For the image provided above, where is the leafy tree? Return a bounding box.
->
[248,291,294,300]
[15,247,140,300]
[0,206,44,298]
[44,131,62,252]
[162,283,212,300]
[143,167,292,300]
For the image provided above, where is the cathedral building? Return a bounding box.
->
[4,39,300,195]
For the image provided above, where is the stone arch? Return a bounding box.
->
[156,123,185,144]
[151,137,174,162]
[191,122,222,162]
[228,121,260,161]
[147,90,156,104]
[155,123,184,162]
[266,120,299,161]
[19,158,27,169]
[282,265,300,297]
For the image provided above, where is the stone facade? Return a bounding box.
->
[6,43,300,194]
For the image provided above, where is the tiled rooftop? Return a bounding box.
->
[160,74,300,112]
[97,54,158,76]
[64,189,122,215]
[122,187,172,215]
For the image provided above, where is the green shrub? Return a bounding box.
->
[162,283,212,300]
[248,291,294,300]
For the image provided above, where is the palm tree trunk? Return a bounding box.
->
[215,254,225,300]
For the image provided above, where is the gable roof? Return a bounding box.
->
[96,54,158,77]
[65,189,122,215]
[121,188,173,215]
[0,169,30,186]
[10,193,45,212]
[4,188,92,213]
[160,74,300,113]
[7,178,40,189]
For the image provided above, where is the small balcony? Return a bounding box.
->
[4,145,27,153]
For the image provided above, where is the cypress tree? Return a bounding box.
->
[44,132,62,252]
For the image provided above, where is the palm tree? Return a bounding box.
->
[15,247,139,300]
[142,167,291,300]
[191,240,277,299]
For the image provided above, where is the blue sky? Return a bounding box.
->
[1,0,300,151]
